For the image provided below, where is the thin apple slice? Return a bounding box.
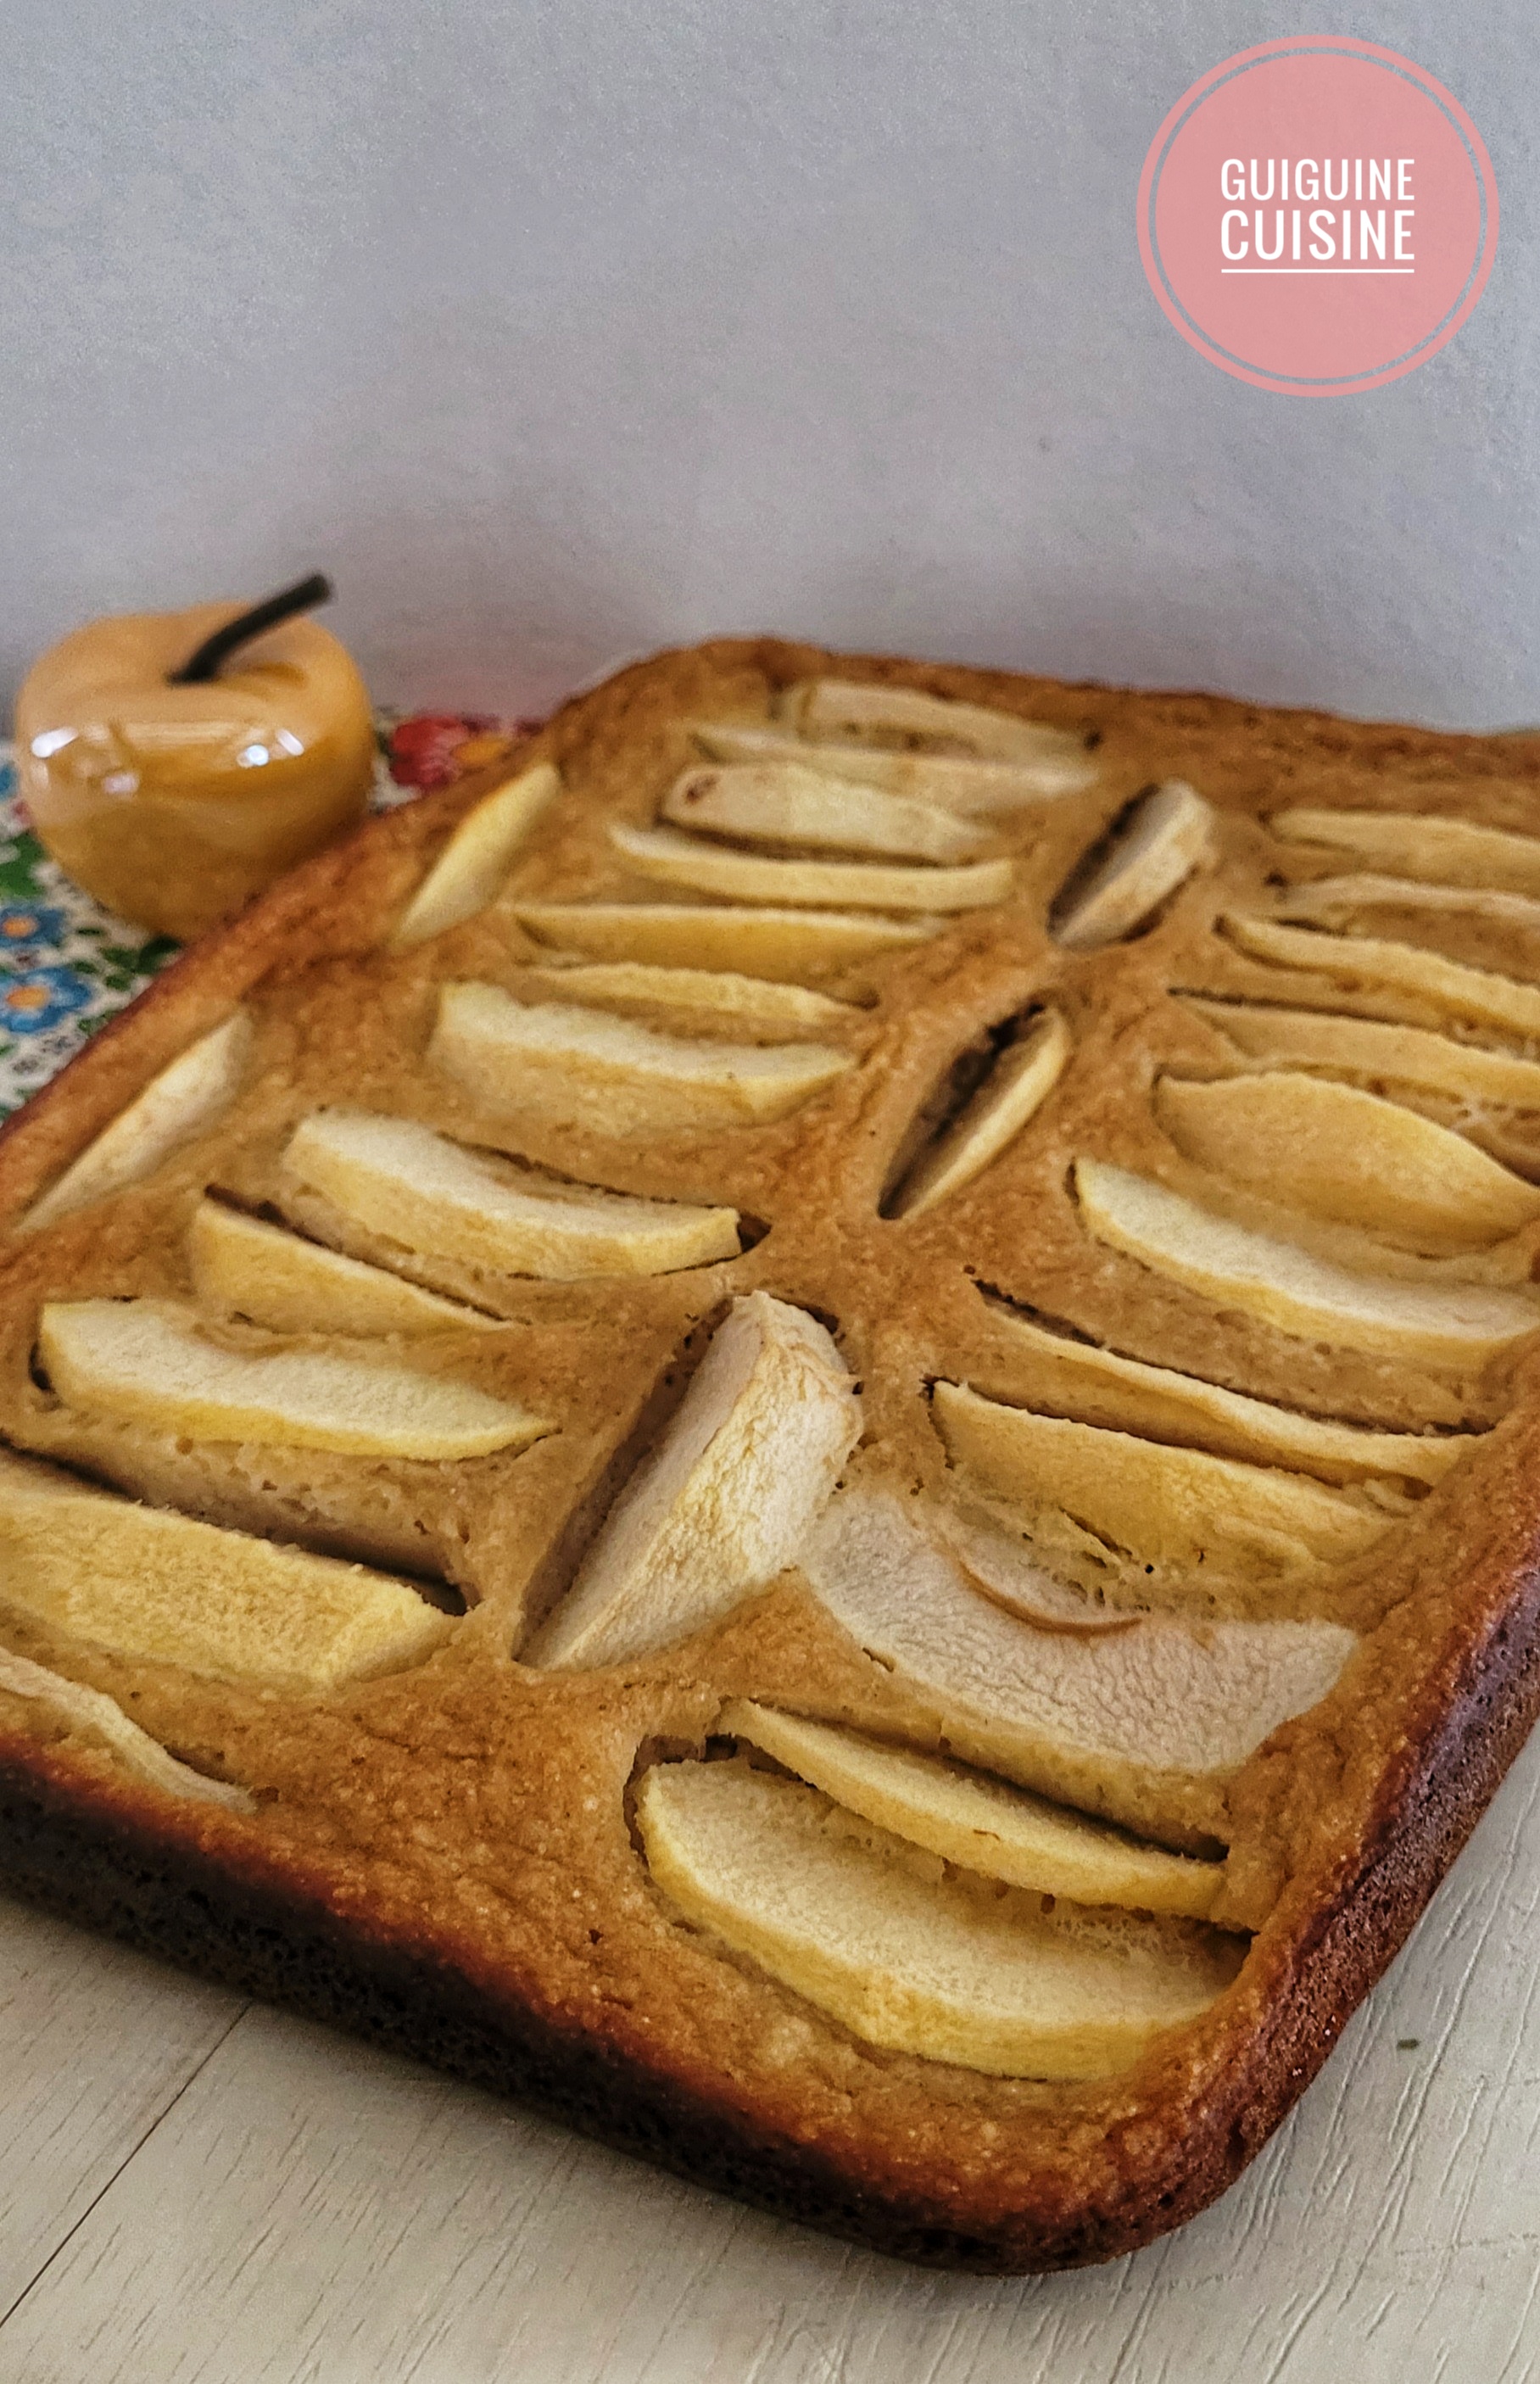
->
[1155,1071,1540,1250]
[1221,914,1540,1038]
[20,1012,253,1233]
[934,1381,1389,1578]
[282,1111,740,1279]
[0,1645,254,1810]
[1074,1157,1540,1364]
[430,983,853,1131]
[512,902,940,978]
[798,1491,1356,1817]
[0,1446,454,1689]
[661,762,990,864]
[1177,998,1540,1113]
[1052,783,1214,951]
[718,1700,1225,1918]
[978,1304,1472,1486]
[921,1501,1144,1634]
[889,1008,1071,1219]
[189,1199,500,1337]
[1271,807,1540,896]
[690,723,1096,807]
[777,678,1088,766]
[38,1298,549,1460]
[1273,873,1540,938]
[608,824,1013,913]
[527,1292,858,1669]
[637,1759,1242,2079]
[389,761,560,948]
[516,961,856,1028]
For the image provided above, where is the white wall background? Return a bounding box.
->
[1,1,1535,729]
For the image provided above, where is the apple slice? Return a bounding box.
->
[1273,873,1540,939]
[189,1199,500,1337]
[661,762,990,864]
[512,902,940,979]
[430,983,853,1131]
[920,1501,1145,1634]
[1052,783,1214,951]
[718,1700,1225,1917]
[797,1491,1357,1821]
[1176,998,1540,1114]
[282,1111,740,1279]
[1074,1157,1540,1365]
[777,678,1089,766]
[516,961,856,1029]
[20,1011,253,1233]
[608,824,1013,913]
[1155,1071,1540,1250]
[932,1381,1392,1579]
[636,1759,1242,2079]
[1271,807,1540,897]
[978,1304,1472,1486]
[1221,914,1540,1038]
[527,1292,859,1669]
[38,1298,550,1460]
[0,1645,254,1810]
[888,1008,1071,1219]
[389,760,560,947]
[690,722,1096,807]
[0,1446,454,1689]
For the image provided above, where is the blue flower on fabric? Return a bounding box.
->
[0,904,67,957]
[0,967,93,1036]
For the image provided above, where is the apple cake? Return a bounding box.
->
[2,638,1539,2271]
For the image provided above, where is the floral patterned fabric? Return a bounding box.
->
[0,750,181,1112]
[0,712,533,1119]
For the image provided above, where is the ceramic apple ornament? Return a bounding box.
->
[15,574,375,941]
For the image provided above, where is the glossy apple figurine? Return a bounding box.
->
[15,575,376,941]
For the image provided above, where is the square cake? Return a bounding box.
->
[1,639,1537,2270]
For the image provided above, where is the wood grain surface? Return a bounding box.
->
[1,1727,1537,2383]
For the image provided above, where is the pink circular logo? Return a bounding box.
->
[1137,38,1498,395]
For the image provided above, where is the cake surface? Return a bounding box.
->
[1,637,1539,2271]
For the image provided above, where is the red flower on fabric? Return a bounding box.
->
[388,715,478,790]
[388,712,551,790]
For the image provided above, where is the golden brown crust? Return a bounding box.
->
[2,637,1539,2270]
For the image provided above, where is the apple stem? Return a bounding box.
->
[169,573,333,684]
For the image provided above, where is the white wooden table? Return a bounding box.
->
[2,1729,1537,2384]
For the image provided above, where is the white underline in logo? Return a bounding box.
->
[1220,267,1415,276]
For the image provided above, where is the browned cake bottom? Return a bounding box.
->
[0,1592,1533,2272]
